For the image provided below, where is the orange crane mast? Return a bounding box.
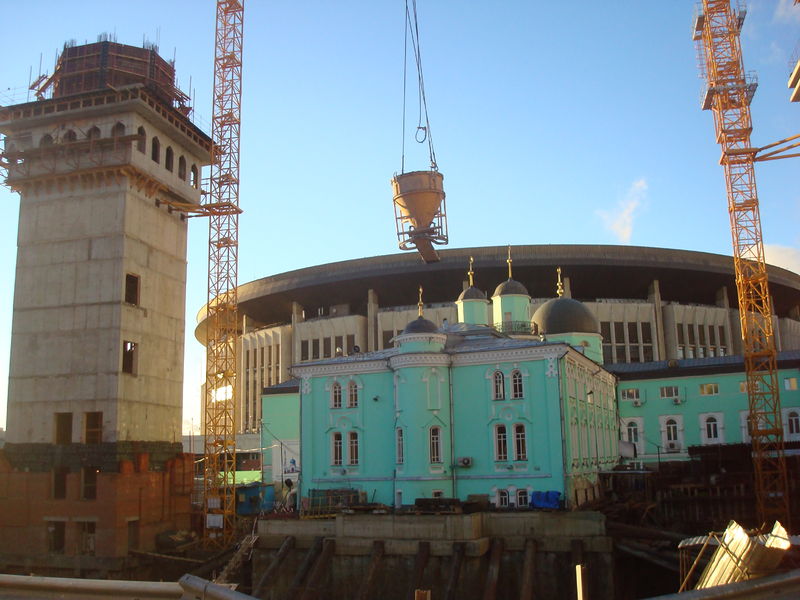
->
[694,0,790,527]
[203,0,244,548]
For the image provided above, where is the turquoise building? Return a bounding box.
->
[612,352,800,462]
[291,262,619,509]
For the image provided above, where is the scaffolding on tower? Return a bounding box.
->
[203,0,244,548]
[693,0,790,528]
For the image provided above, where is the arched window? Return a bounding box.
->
[136,126,146,153]
[190,164,199,188]
[705,416,719,441]
[495,424,508,461]
[63,130,77,142]
[112,122,125,138]
[514,424,527,460]
[151,136,160,163]
[666,419,678,442]
[348,431,359,465]
[39,134,54,147]
[331,382,342,409]
[516,489,529,508]
[165,146,174,172]
[87,126,101,139]
[347,381,358,407]
[789,412,800,436]
[626,421,639,444]
[396,428,404,464]
[493,371,505,400]
[511,369,523,399]
[497,489,509,508]
[429,427,442,463]
[332,432,343,466]
[178,156,187,180]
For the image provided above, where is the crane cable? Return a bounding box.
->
[401,0,438,173]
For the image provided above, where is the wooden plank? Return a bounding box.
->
[406,541,431,600]
[299,539,336,600]
[253,535,295,599]
[519,538,537,600]
[356,541,385,600]
[444,542,466,600]
[482,537,504,600]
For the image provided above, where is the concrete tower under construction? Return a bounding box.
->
[0,40,211,575]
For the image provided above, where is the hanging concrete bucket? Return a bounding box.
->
[391,170,447,263]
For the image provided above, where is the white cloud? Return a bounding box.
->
[765,243,800,275]
[597,178,647,244]
[774,0,800,24]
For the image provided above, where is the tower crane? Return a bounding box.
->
[203,0,244,548]
[694,0,790,527]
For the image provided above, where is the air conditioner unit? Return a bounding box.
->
[632,399,642,407]
[457,457,473,468]
[672,397,682,405]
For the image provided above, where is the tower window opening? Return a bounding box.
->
[136,127,146,153]
[84,412,102,444]
[81,467,98,500]
[87,126,101,140]
[112,122,125,138]
[125,273,140,306]
[178,156,187,180]
[151,136,160,163]
[40,134,54,147]
[55,412,73,444]
[190,164,198,188]
[165,146,174,172]
[122,340,138,375]
[63,130,77,143]
[53,467,68,499]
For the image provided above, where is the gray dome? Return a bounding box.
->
[457,286,487,301]
[531,297,599,335]
[403,316,439,334]
[493,279,529,297]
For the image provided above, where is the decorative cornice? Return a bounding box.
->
[293,359,389,378]
[394,332,448,345]
[451,345,566,367]
[389,353,452,369]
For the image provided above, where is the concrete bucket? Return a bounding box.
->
[391,170,445,233]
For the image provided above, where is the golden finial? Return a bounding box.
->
[468,256,475,287]
[556,267,564,298]
[418,285,424,317]
[506,245,513,279]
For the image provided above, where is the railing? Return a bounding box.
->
[493,321,533,335]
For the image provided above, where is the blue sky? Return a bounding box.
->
[1,1,798,432]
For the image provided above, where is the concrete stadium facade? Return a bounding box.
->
[196,244,800,433]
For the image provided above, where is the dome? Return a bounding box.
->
[493,278,529,297]
[457,286,486,301]
[403,316,439,334]
[532,297,599,335]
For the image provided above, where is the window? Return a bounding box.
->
[301,340,309,361]
[621,388,639,402]
[40,133,54,147]
[511,370,523,399]
[332,432,343,466]
[429,427,442,463]
[125,273,140,305]
[382,330,393,349]
[331,382,342,408]
[122,340,138,375]
[666,419,678,442]
[396,428,404,464]
[55,412,72,444]
[64,129,77,142]
[516,489,529,507]
[87,126,101,140]
[151,136,160,163]
[785,378,798,391]
[84,412,102,444]
[347,381,358,408]
[82,467,98,500]
[346,334,355,355]
[739,380,762,393]
[705,416,719,442]
[78,522,96,555]
[136,126,146,152]
[432,490,444,499]
[514,424,527,460]
[497,489,509,508]
[190,164,199,188]
[788,412,800,436]
[626,421,639,444]
[348,432,359,465]
[112,122,125,138]
[46,521,65,554]
[312,339,319,359]
[660,386,678,399]
[323,337,331,358]
[699,383,719,396]
[493,371,505,400]
[165,146,174,172]
[495,425,508,461]
[53,467,68,499]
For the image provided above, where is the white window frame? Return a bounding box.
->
[699,412,724,445]
[497,489,509,508]
[785,377,798,391]
[348,431,359,465]
[514,423,527,461]
[429,426,442,464]
[625,417,644,456]
[511,370,524,399]
[783,408,800,442]
[331,381,342,409]
[739,410,751,443]
[660,386,679,399]
[332,432,343,466]
[396,428,404,464]
[516,489,529,508]
[495,424,508,461]
[493,371,505,400]
[699,383,719,396]
[659,414,684,453]
[621,388,640,402]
